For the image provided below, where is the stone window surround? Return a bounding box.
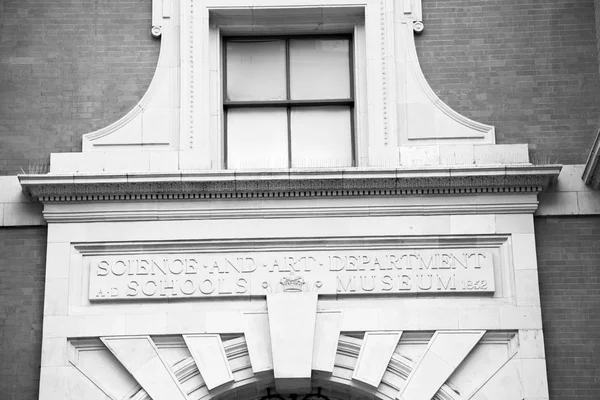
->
[59,0,513,174]
[45,0,549,178]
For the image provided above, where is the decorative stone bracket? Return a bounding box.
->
[151,0,171,37]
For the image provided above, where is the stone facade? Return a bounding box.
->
[1,1,600,399]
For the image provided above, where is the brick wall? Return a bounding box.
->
[416,0,600,165]
[1,1,599,173]
[535,216,600,399]
[0,227,47,399]
[596,0,600,76]
[0,0,158,175]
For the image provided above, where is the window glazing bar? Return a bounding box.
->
[224,99,354,108]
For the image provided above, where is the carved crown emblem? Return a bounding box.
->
[280,272,305,292]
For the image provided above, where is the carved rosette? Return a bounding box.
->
[151,25,162,37]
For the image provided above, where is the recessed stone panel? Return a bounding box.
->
[82,237,504,301]
[242,312,273,374]
[398,331,485,400]
[312,311,343,373]
[183,334,234,390]
[101,336,187,400]
[352,331,402,387]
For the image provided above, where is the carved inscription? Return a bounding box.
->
[88,249,496,300]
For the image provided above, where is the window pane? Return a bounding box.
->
[291,107,352,168]
[226,40,287,101]
[227,108,288,169]
[289,39,350,100]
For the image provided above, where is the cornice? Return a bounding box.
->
[19,165,561,203]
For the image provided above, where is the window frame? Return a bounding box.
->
[222,34,356,169]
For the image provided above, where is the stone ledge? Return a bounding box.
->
[537,165,600,215]
[0,176,45,226]
[20,165,561,203]
[49,145,532,174]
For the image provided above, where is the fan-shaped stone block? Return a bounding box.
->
[352,331,402,388]
[447,332,518,398]
[243,311,273,374]
[184,334,234,390]
[69,339,139,400]
[398,330,485,400]
[101,336,187,400]
[313,310,343,373]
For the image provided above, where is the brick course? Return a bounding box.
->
[535,216,600,400]
[0,227,47,399]
[0,0,158,175]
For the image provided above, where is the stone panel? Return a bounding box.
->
[101,336,187,400]
[312,311,343,373]
[398,330,484,400]
[183,334,234,390]
[352,331,402,387]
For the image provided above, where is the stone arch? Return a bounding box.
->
[69,293,519,400]
[111,334,463,400]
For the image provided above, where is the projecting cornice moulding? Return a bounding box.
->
[19,165,561,203]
